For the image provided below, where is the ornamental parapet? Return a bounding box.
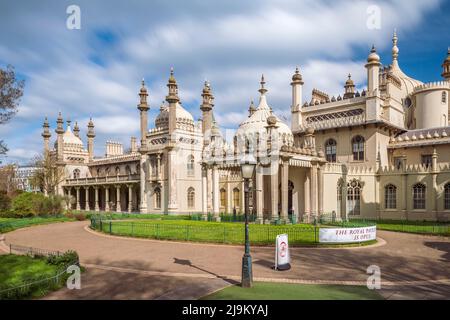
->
[64,174,140,186]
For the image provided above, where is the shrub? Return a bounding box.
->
[0,191,11,212]
[46,250,79,266]
[75,213,86,221]
[10,193,64,217]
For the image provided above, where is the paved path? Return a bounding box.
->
[2,221,449,300]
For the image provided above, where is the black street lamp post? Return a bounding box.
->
[240,153,256,288]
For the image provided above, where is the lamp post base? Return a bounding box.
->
[241,254,253,288]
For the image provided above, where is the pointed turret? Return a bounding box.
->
[55,112,64,160]
[166,68,179,136]
[442,47,450,81]
[200,80,214,137]
[73,121,80,138]
[87,118,95,161]
[291,67,304,131]
[248,100,256,117]
[343,74,356,99]
[137,78,149,147]
[42,117,51,154]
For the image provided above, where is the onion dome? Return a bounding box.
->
[155,102,194,130]
[291,67,304,84]
[63,122,83,146]
[367,45,380,64]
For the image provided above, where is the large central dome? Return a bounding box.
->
[155,101,195,130]
[236,76,293,146]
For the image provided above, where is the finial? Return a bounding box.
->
[371,44,376,52]
[348,73,351,79]
[66,119,71,127]
[295,66,299,74]
[259,74,267,95]
[392,29,399,62]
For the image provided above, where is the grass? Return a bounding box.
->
[201,282,383,300]
[94,219,319,245]
[0,216,73,233]
[0,254,60,299]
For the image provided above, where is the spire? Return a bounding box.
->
[200,80,214,111]
[73,121,80,137]
[42,117,51,139]
[392,29,399,66]
[442,47,450,80]
[257,75,270,110]
[344,73,356,99]
[55,112,64,134]
[87,118,95,138]
[138,78,149,111]
[166,67,179,103]
[258,74,267,95]
[66,119,71,129]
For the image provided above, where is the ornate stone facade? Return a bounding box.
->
[43,32,450,221]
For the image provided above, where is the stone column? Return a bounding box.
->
[207,167,212,212]
[201,164,208,219]
[116,185,121,212]
[167,148,178,212]
[105,187,110,212]
[255,166,264,223]
[280,160,289,223]
[128,184,133,213]
[304,170,311,222]
[84,187,89,211]
[139,154,147,213]
[94,186,99,212]
[318,165,324,216]
[270,163,279,221]
[311,163,318,220]
[212,165,220,221]
[75,187,81,211]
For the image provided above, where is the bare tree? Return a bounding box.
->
[0,164,17,194]
[30,153,65,195]
[0,65,25,159]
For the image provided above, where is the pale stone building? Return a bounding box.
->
[42,32,450,221]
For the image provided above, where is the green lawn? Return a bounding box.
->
[0,217,73,233]
[94,219,318,245]
[201,282,383,300]
[0,254,60,299]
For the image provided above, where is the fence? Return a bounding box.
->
[90,218,347,245]
[0,245,79,300]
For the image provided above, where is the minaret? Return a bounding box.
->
[365,45,381,96]
[200,80,214,138]
[442,48,450,81]
[55,112,64,161]
[87,118,95,161]
[42,117,51,155]
[343,74,356,99]
[165,67,179,139]
[137,79,149,147]
[73,121,80,138]
[248,100,256,117]
[291,67,304,131]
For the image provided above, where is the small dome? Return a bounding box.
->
[367,45,380,63]
[63,125,83,145]
[155,102,194,129]
[345,74,354,86]
[292,67,303,82]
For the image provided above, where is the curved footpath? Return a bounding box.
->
[1,221,449,300]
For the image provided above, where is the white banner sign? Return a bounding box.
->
[275,234,291,270]
[319,226,377,243]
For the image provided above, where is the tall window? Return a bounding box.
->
[187,187,195,209]
[325,139,337,162]
[421,155,432,169]
[351,136,365,161]
[154,187,161,209]
[96,168,101,177]
[347,180,361,215]
[394,157,403,170]
[125,165,131,175]
[413,183,426,209]
[187,155,195,176]
[115,166,120,175]
[73,169,80,179]
[220,188,226,207]
[385,184,397,209]
[444,183,450,210]
[442,91,447,103]
[233,188,240,208]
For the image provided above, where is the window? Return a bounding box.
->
[187,155,195,176]
[347,180,361,215]
[233,188,240,208]
[421,155,432,169]
[125,165,131,175]
[394,157,403,170]
[96,168,101,177]
[444,183,450,210]
[220,188,226,207]
[115,166,120,175]
[413,183,426,209]
[105,167,110,176]
[154,187,161,209]
[73,169,80,179]
[325,139,337,162]
[187,187,195,209]
[443,91,447,103]
[385,184,397,209]
[351,136,365,161]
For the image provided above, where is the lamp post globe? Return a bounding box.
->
[240,152,256,288]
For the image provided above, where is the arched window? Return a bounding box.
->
[442,91,447,103]
[187,187,195,209]
[96,168,101,177]
[220,188,226,207]
[347,180,361,215]
[385,184,397,209]
[187,155,195,176]
[115,166,120,175]
[444,183,450,210]
[125,165,131,175]
[413,183,426,209]
[351,135,365,161]
[154,187,161,209]
[233,188,240,209]
[325,139,337,162]
[73,169,80,179]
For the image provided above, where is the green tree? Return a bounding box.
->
[0,65,25,160]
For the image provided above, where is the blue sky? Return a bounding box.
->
[0,0,449,164]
